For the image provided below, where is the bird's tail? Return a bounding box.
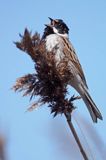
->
[80,86,103,122]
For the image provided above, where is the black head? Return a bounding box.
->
[49,18,69,35]
[42,18,69,39]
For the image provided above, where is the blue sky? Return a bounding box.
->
[0,0,106,160]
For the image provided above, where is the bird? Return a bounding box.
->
[42,17,103,122]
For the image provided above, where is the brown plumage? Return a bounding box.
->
[44,18,103,122]
[62,37,88,88]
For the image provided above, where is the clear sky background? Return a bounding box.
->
[0,0,106,160]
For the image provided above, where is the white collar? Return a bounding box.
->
[53,27,69,38]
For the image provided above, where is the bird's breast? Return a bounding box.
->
[45,34,65,62]
[45,34,60,52]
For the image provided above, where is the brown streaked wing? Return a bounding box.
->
[62,37,88,88]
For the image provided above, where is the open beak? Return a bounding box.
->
[45,17,58,28]
[48,17,58,26]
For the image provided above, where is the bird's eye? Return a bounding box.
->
[58,23,61,27]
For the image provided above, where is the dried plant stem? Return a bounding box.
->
[64,113,89,160]
[14,29,89,159]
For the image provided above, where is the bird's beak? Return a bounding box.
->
[48,17,53,22]
[44,24,53,28]
[48,17,58,26]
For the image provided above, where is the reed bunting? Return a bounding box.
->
[42,17,103,122]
